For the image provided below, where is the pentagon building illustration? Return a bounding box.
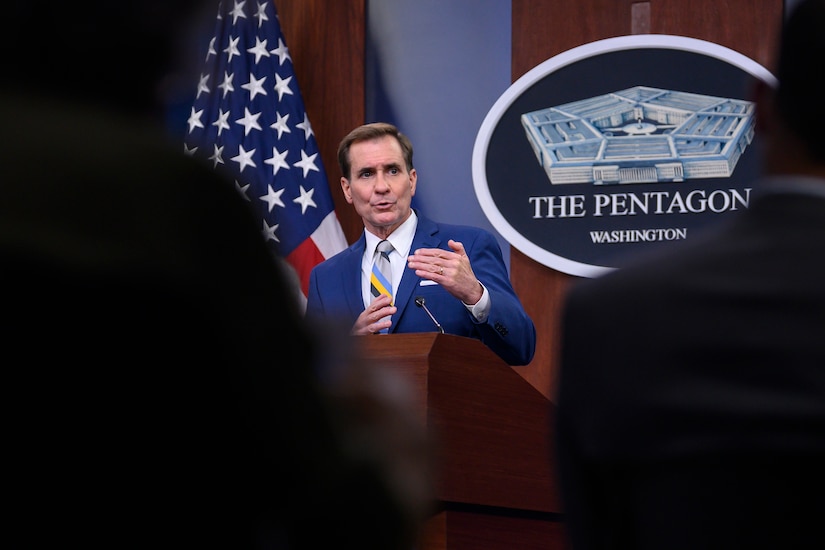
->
[521,86,755,185]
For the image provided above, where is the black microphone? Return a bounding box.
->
[414,296,445,334]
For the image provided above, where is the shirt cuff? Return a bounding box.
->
[463,281,490,323]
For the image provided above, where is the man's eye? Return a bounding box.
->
[389,167,399,175]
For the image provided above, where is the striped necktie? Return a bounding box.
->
[370,239,394,306]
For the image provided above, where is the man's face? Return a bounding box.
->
[341,135,417,238]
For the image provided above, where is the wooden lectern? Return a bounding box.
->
[359,333,566,550]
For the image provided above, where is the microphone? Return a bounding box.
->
[414,296,445,334]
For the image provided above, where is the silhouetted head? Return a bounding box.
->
[5,0,211,117]
[774,0,825,163]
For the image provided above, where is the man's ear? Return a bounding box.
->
[341,177,353,204]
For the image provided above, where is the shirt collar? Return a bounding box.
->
[364,210,418,258]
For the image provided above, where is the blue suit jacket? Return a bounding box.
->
[306,213,536,366]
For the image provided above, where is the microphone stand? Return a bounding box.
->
[414,296,445,334]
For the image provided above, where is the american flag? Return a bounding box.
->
[184,0,347,307]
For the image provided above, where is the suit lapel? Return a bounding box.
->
[392,215,441,332]
[343,236,368,318]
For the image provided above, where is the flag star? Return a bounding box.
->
[270,37,291,65]
[184,144,197,156]
[247,36,270,64]
[242,73,267,100]
[262,219,279,243]
[293,150,320,178]
[218,71,235,97]
[236,107,262,136]
[255,1,269,27]
[260,185,286,212]
[296,113,314,140]
[206,37,216,60]
[187,107,204,133]
[209,144,225,168]
[224,35,241,63]
[270,112,291,139]
[196,73,210,99]
[212,109,231,136]
[235,180,251,201]
[293,185,317,214]
[273,72,293,101]
[231,144,257,172]
[264,146,290,175]
[230,1,247,24]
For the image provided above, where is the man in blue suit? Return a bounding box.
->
[306,122,535,366]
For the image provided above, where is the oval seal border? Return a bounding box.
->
[472,35,776,278]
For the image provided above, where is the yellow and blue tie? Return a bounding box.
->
[370,239,394,304]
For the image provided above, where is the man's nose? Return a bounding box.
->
[375,172,391,189]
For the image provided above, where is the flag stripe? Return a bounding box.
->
[311,211,348,259]
[286,237,326,297]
